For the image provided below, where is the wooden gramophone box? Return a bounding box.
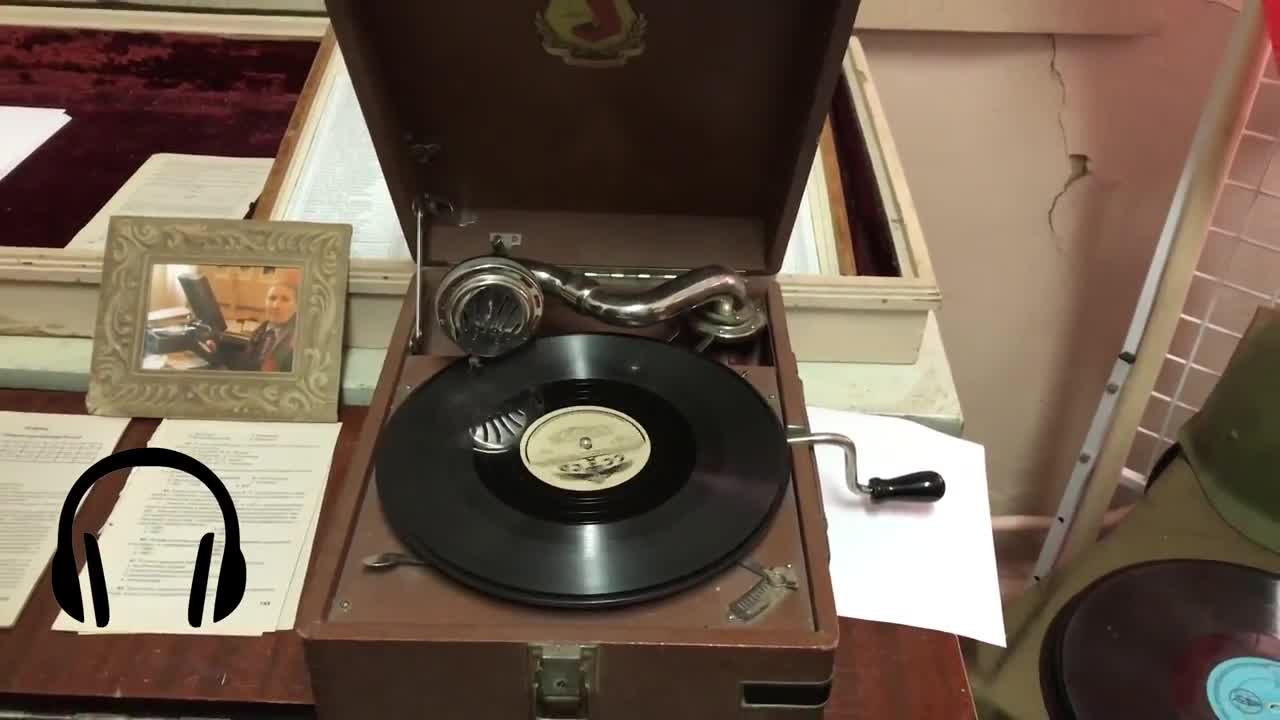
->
[292,2,867,719]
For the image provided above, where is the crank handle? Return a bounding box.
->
[786,427,945,502]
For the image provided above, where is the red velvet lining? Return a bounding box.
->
[0,27,318,248]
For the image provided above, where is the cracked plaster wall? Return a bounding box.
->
[858,0,1239,516]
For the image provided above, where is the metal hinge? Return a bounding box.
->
[530,644,597,720]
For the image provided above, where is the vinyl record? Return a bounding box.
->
[1040,560,1280,719]
[373,333,792,608]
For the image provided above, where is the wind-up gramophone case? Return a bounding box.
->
[296,2,862,718]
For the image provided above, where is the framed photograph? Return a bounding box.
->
[87,216,351,422]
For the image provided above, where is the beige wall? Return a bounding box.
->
[858,0,1240,516]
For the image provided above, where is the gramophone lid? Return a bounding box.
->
[323,0,862,274]
[1179,305,1280,554]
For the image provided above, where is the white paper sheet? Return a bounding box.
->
[146,418,340,632]
[0,106,70,183]
[805,406,1006,647]
[0,411,130,628]
[782,185,821,275]
[66,153,273,250]
[281,58,410,261]
[52,418,341,635]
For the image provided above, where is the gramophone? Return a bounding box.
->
[294,2,941,718]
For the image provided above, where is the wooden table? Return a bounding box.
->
[0,389,975,719]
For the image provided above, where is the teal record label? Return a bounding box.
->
[1208,657,1280,718]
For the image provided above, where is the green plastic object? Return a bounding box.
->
[1180,306,1280,554]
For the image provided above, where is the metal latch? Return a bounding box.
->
[530,644,597,720]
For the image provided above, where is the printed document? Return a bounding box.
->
[0,411,129,628]
[807,406,1006,647]
[280,53,410,261]
[0,106,70,184]
[52,418,341,635]
[67,153,273,250]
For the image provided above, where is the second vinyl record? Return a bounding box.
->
[373,333,793,608]
[1040,559,1280,719]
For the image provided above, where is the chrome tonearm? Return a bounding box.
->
[435,255,769,358]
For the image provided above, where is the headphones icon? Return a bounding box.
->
[51,447,245,628]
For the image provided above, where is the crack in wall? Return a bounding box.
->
[1047,34,1090,247]
[1051,153,1092,233]
[1049,35,1068,160]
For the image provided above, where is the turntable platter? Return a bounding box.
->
[1041,559,1280,719]
[373,333,792,608]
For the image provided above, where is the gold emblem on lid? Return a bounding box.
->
[536,0,647,68]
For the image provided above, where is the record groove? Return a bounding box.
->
[373,333,792,608]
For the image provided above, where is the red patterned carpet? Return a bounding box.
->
[0,27,318,248]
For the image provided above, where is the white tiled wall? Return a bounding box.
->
[1127,50,1280,480]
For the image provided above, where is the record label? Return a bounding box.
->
[519,404,651,492]
[1207,657,1280,718]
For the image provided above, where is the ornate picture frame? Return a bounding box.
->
[87,216,351,422]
